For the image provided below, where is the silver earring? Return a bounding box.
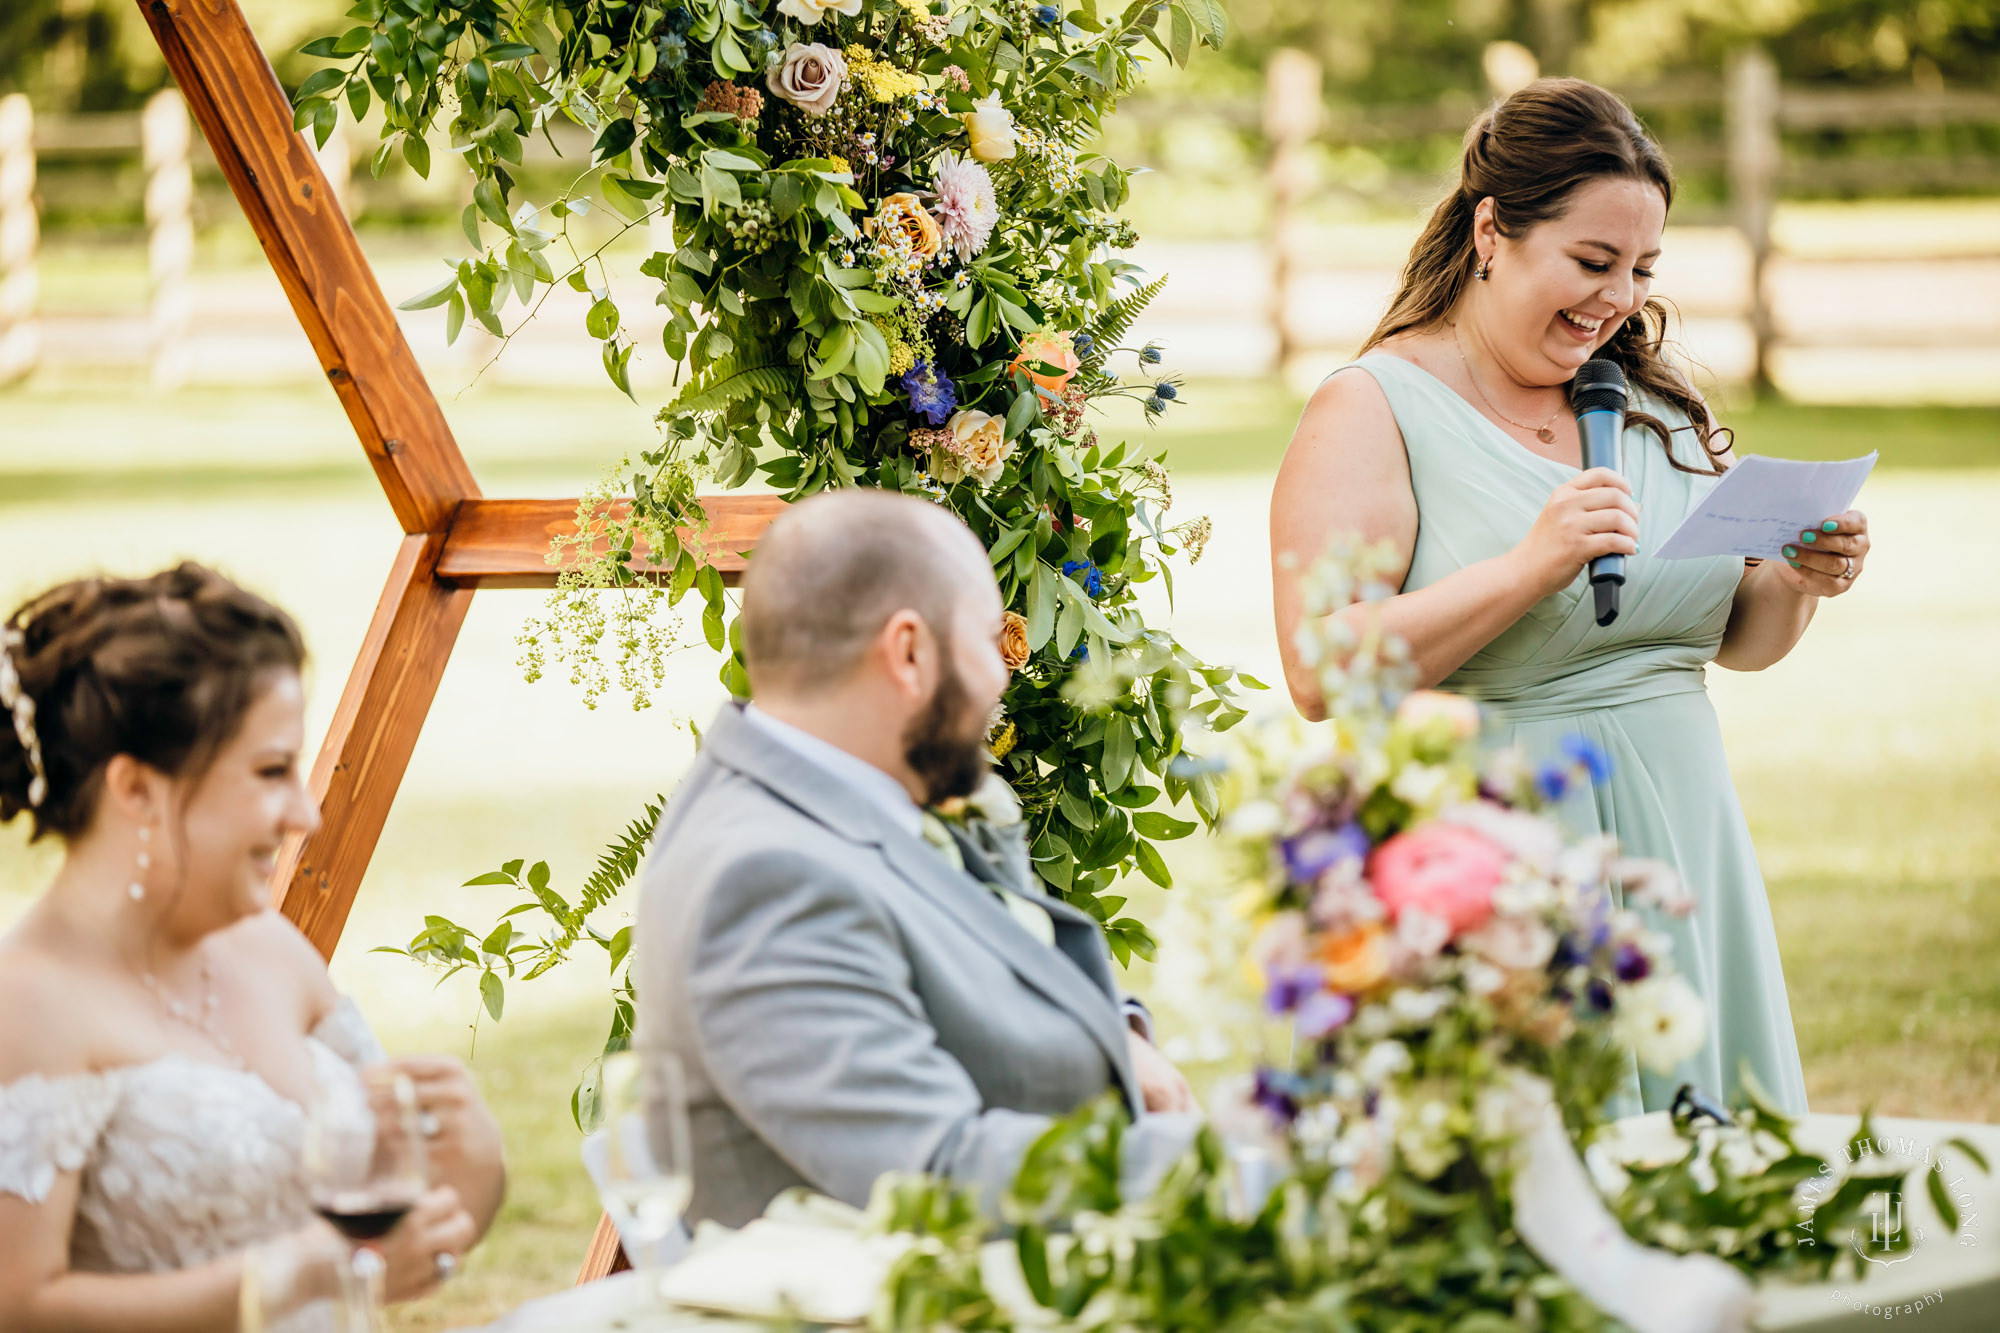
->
[129,825,151,902]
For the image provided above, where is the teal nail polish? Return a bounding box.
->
[1783,545,1798,558]
[1823,520,1839,532]
[1788,560,1800,568]
[1802,531,1816,543]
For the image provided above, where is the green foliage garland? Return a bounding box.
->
[302,0,1253,1106]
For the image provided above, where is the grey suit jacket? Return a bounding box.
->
[633,703,1197,1227]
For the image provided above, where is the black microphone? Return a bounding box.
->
[1570,359,1629,627]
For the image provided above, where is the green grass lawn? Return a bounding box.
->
[1,383,1996,1330]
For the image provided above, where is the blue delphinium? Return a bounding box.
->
[901,361,957,425]
[1034,4,1060,25]
[1062,557,1105,597]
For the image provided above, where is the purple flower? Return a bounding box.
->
[1560,734,1614,784]
[1252,1067,1301,1123]
[901,361,957,425]
[1585,977,1615,1013]
[1613,942,1652,982]
[1295,989,1355,1040]
[1281,822,1370,884]
[1262,964,1322,1016]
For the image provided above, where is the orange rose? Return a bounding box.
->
[998,610,1030,672]
[1010,329,1079,392]
[1314,921,1391,993]
[871,192,941,258]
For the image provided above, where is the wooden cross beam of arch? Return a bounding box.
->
[132,0,775,1283]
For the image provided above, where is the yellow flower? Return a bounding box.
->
[989,719,1019,760]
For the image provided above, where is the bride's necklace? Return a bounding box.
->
[140,945,247,1071]
[1453,326,1563,445]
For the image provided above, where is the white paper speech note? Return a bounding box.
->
[1655,452,1878,561]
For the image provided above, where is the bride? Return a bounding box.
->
[0,563,506,1330]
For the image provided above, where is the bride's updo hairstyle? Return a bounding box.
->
[0,563,306,842]
[1364,77,1728,474]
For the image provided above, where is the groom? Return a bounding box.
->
[633,490,1198,1227]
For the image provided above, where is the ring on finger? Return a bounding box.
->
[433,1251,458,1282]
[419,1110,443,1139]
[1839,556,1856,580]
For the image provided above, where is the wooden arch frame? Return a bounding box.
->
[135,0,775,1282]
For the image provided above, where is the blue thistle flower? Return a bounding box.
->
[1071,331,1095,357]
[1152,381,1177,400]
[1137,342,1163,365]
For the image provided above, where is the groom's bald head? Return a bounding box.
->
[739,490,993,698]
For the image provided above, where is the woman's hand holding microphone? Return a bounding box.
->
[1509,468,1641,600]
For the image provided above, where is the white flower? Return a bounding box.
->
[1613,974,1708,1074]
[1438,800,1563,874]
[1388,987,1454,1025]
[1223,799,1283,839]
[1359,1039,1412,1084]
[1394,907,1452,959]
[1389,761,1449,809]
[1462,958,1507,995]
[929,151,998,262]
[776,0,862,25]
[961,93,1017,161]
[1612,856,1696,917]
[766,42,847,115]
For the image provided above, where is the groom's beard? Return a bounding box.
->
[903,653,990,808]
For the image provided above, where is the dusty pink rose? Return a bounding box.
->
[766,42,846,116]
[1367,822,1508,935]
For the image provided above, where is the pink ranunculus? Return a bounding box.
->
[1367,822,1509,935]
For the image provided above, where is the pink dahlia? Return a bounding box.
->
[930,152,998,262]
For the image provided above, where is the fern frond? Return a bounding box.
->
[665,355,797,417]
[1082,274,1167,370]
[578,794,666,919]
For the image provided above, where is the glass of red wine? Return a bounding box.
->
[303,1066,428,1332]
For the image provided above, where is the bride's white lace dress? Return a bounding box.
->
[0,996,382,1331]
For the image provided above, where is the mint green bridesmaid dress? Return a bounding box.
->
[1329,353,1810,1120]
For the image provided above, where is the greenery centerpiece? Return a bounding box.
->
[298,0,1249,1111]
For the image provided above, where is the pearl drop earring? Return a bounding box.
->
[130,825,152,902]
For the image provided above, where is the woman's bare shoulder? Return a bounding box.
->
[215,910,339,1023]
[0,942,99,1083]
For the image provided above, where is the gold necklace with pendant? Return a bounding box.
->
[1453,327,1563,445]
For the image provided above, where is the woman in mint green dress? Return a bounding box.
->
[1270,80,1872,1119]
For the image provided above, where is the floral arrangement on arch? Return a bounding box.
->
[294,0,1243,1104]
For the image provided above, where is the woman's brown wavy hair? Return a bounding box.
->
[1362,77,1729,475]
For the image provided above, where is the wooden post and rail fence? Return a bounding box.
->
[5,49,2000,388]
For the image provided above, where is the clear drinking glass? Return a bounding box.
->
[597,1050,694,1271]
[302,1067,429,1332]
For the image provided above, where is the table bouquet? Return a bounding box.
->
[860,536,1983,1333]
